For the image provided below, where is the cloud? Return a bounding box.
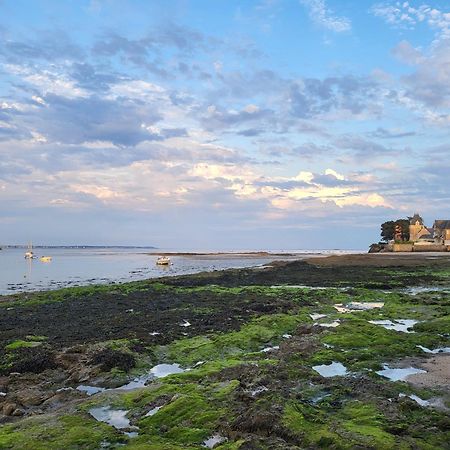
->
[369,127,416,139]
[201,104,273,131]
[392,40,424,65]
[333,134,396,158]
[371,2,450,40]
[288,76,378,118]
[33,93,163,147]
[300,0,351,32]
[0,30,83,63]
[400,40,450,108]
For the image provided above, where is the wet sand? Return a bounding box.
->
[406,355,450,389]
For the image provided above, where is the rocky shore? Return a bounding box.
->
[0,254,449,449]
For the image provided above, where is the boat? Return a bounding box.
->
[156,256,171,266]
[24,243,35,259]
[40,256,52,262]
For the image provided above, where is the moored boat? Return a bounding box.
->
[156,256,171,265]
[40,256,52,262]
[24,243,35,259]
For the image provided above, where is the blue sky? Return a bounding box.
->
[0,0,449,249]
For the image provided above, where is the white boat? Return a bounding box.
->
[24,243,35,259]
[156,256,171,266]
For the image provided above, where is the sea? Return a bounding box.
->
[0,247,361,295]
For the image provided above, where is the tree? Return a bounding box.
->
[396,219,410,241]
[380,219,410,242]
[381,220,395,242]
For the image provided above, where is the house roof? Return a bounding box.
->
[433,220,450,230]
[410,213,424,225]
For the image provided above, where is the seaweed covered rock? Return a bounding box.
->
[89,348,136,372]
[9,348,58,374]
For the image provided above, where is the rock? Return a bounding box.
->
[16,388,47,406]
[368,243,385,253]
[2,403,17,416]
[12,408,24,416]
[0,377,10,391]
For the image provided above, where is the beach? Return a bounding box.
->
[0,253,449,449]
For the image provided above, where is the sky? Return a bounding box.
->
[0,0,449,249]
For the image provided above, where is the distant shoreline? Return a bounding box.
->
[1,245,157,249]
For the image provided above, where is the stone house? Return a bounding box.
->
[409,214,434,242]
[408,214,450,248]
[433,220,450,246]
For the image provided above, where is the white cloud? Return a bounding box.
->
[372,2,450,40]
[300,0,351,32]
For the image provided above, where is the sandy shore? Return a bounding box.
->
[146,251,317,259]
[406,355,450,389]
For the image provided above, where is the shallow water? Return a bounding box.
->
[118,363,185,390]
[376,365,426,381]
[405,286,450,295]
[89,406,130,429]
[368,319,419,333]
[399,393,429,406]
[310,313,327,320]
[261,345,279,353]
[0,247,282,295]
[417,345,450,354]
[318,320,340,328]
[145,406,162,417]
[203,434,227,448]
[334,302,384,313]
[312,362,347,377]
[76,385,105,396]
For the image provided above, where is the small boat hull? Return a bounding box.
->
[156,256,171,266]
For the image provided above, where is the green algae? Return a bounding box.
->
[0,414,124,450]
[1,263,450,449]
[5,339,42,350]
[159,313,306,366]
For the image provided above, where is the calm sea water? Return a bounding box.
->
[0,247,359,295]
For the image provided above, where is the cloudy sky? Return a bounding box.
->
[0,0,449,249]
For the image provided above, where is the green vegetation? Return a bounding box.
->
[0,414,124,450]
[0,261,449,448]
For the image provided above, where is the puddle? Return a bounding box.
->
[193,361,205,367]
[334,302,384,313]
[77,385,106,396]
[90,406,131,429]
[261,345,279,353]
[312,362,347,378]
[310,392,331,404]
[318,320,340,328]
[150,363,185,378]
[203,434,227,448]
[405,286,450,296]
[368,319,419,333]
[144,406,162,417]
[417,345,450,354]
[118,363,185,390]
[310,313,327,320]
[376,365,426,381]
[271,285,329,290]
[399,393,429,406]
[250,386,269,396]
